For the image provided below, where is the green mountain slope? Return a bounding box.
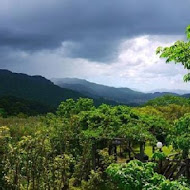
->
[52,78,179,105]
[144,95,190,106]
[0,70,85,107]
[0,70,123,110]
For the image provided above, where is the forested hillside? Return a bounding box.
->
[0,96,54,116]
[137,95,190,121]
[0,70,123,110]
[144,95,190,106]
[0,70,85,107]
[52,78,180,105]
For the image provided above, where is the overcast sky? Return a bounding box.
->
[0,0,190,91]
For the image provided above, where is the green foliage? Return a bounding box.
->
[0,98,187,189]
[98,148,115,169]
[152,151,166,161]
[156,25,190,82]
[57,98,94,117]
[0,126,12,189]
[0,96,54,117]
[81,170,104,190]
[0,69,85,107]
[106,160,190,190]
[169,113,190,158]
[2,132,74,189]
[0,116,43,141]
[135,106,164,118]
[156,104,190,121]
[145,95,190,107]
[141,95,190,121]
[0,108,6,117]
[186,25,190,40]
[0,126,11,153]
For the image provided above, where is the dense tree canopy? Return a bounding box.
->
[169,113,190,158]
[144,95,190,107]
[107,160,190,190]
[141,95,190,121]
[0,98,189,189]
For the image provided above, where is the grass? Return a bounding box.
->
[118,144,175,163]
[145,145,174,157]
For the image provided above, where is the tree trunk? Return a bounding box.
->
[140,142,145,161]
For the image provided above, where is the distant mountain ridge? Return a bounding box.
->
[52,78,180,105]
[0,70,186,109]
[149,88,190,95]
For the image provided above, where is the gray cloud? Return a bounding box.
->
[0,0,190,61]
[1,35,190,92]
[1,0,190,92]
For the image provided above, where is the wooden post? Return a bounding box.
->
[159,148,163,174]
[128,141,131,159]
[114,145,117,162]
[108,144,112,155]
[91,138,96,170]
[140,142,144,161]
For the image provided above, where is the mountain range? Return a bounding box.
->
[52,78,181,106]
[0,70,87,107]
[0,69,189,113]
[0,70,120,110]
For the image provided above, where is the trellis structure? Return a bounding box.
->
[157,153,190,179]
[91,137,149,169]
[91,137,190,180]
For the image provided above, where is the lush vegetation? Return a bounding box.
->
[0,97,190,189]
[1,25,190,190]
[107,160,190,190]
[157,25,190,82]
[0,96,54,117]
[0,69,85,107]
[144,95,190,107]
[139,95,190,121]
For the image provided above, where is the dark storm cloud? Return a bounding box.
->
[0,0,190,61]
